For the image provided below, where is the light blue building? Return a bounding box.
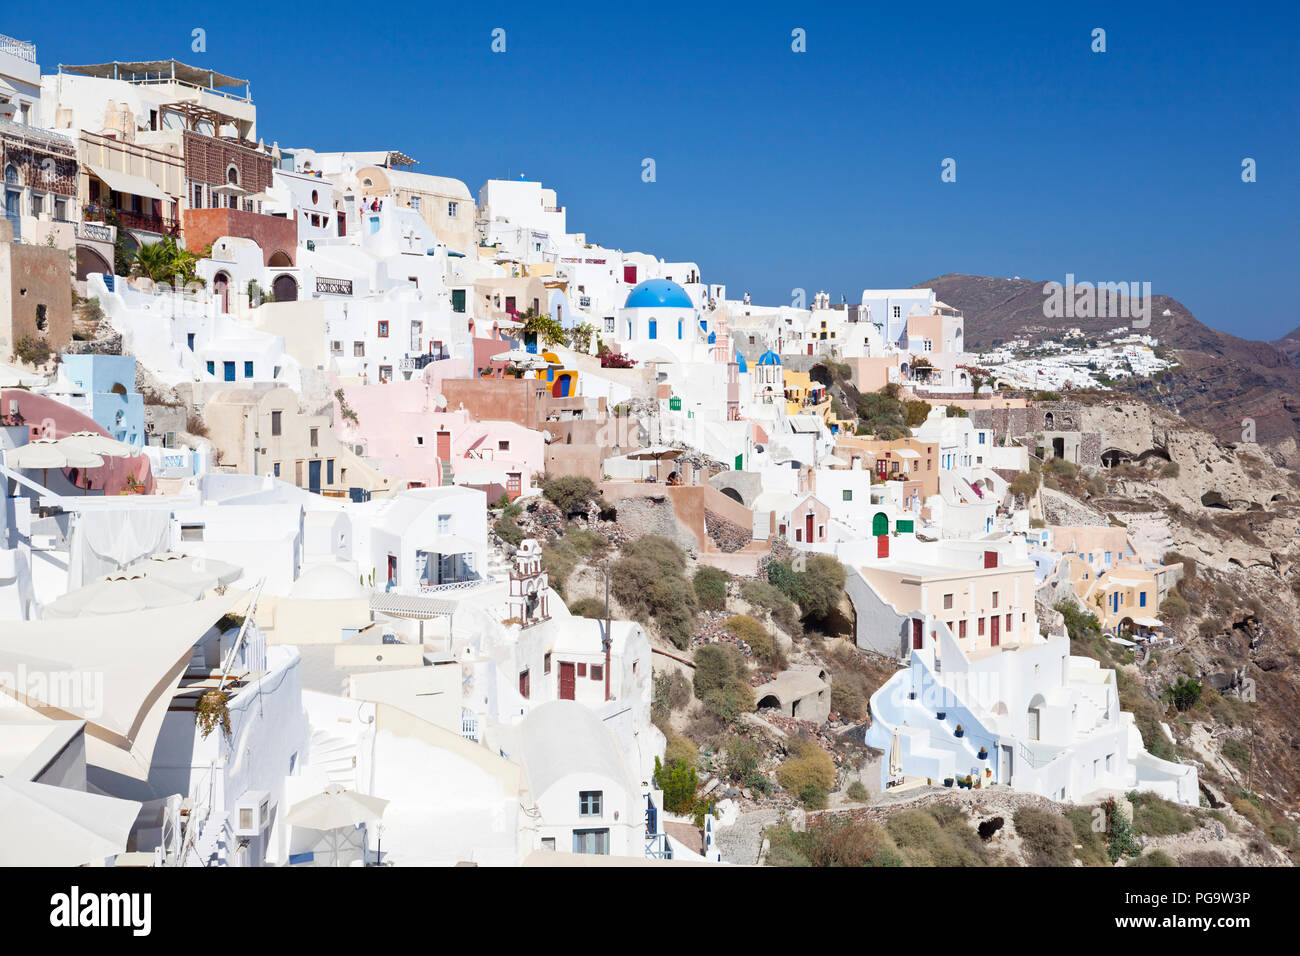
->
[58,354,145,447]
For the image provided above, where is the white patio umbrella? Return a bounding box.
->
[491,349,552,371]
[124,552,243,597]
[627,444,683,482]
[888,730,904,781]
[57,432,138,459]
[0,778,142,867]
[43,569,196,619]
[4,438,105,491]
[286,784,388,867]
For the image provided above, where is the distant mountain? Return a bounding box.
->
[917,274,1300,460]
[1271,325,1300,368]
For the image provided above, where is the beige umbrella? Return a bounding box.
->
[43,569,195,619]
[286,784,389,867]
[888,730,904,781]
[125,552,243,596]
[0,778,142,866]
[58,432,137,458]
[626,444,683,482]
[4,438,105,491]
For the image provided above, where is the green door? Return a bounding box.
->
[872,512,889,537]
[735,453,743,471]
[896,519,914,533]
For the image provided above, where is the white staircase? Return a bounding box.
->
[308,729,358,789]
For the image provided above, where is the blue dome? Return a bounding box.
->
[624,278,693,309]
[757,350,782,366]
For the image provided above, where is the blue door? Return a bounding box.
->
[308,460,322,493]
[4,190,19,240]
[223,361,236,382]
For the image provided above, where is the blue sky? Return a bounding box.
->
[10,1,1297,339]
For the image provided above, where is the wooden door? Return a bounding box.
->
[912,618,923,650]
[559,662,576,700]
[436,431,451,460]
[991,614,1000,646]
[805,513,814,544]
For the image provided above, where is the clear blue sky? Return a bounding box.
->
[11,1,1297,339]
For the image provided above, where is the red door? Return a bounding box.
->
[991,614,1000,646]
[436,431,451,460]
[507,472,521,498]
[623,265,637,285]
[877,534,889,558]
[337,211,346,236]
[386,554,397,586]
[804,513,814,543]
[912,618,923,650]
[559,662,576,700]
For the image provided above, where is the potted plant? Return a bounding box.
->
[978,746,989,759]
[943,777,954,788]
[954,724,964,738]
[936,710,946,721]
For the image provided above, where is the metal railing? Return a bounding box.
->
[0,34,36,63]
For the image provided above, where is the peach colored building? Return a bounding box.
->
[835,436,939,500]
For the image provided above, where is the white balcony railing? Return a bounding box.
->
[0,34,36,63]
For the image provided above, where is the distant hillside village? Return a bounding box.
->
[7,34,1279,870]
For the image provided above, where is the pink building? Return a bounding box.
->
[335,371,546,499]
[1,389,155,495]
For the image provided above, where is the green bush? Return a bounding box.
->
[1130,850,1177,867]
[831,681,866,720]
[664,731,698,769]
[694,643,747,698]
[1009,471,1039,499]
[846,781,869,802]
[13,335,52,366]
[1221,737,1251,772]
[654,756,697,814]
[494,514,525,547]
[1129,791,1196,838]
[693,566,730,611]
[723,736,762,782]
[764,818,902,867]
[742,580,802,635]
[884,805,989,867]
[1167,675,1202,712]
[777,738,836,807]
[1104,798,1142,861]
[542,475,599,515]
[1066,807,1111,866]
[768,555,846,622]
[612,536,696,648]
[567,597,607,619]
[1047,458,1079,479]
[652,670,692,724]
[723,614,780,667]
[1013,806,1076,866]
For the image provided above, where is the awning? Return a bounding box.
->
[893,449,920,459]
[427,534,476,554]
[0,778,142,866]
[369,593,456,619]
[0,593,242,779]
[86,164,170,202]
[1132,616,1163,627]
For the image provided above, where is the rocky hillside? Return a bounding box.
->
[1032,399,1300,851]
[918,273,1300,464]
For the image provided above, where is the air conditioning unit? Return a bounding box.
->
[233,791,271,836]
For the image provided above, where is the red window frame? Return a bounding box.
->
[377,320,389,338]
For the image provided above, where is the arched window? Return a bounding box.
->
[3,164,17,185]
[226,165,240,186]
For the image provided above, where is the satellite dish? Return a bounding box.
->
[434,393,447,409]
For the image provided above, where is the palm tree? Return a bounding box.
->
[130,240,172,283]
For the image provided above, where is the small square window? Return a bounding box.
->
[377,321,389,338]
[591,664,603,681]
[943,593,953,610]
[579,791,603,817]
[576,663,587,677]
